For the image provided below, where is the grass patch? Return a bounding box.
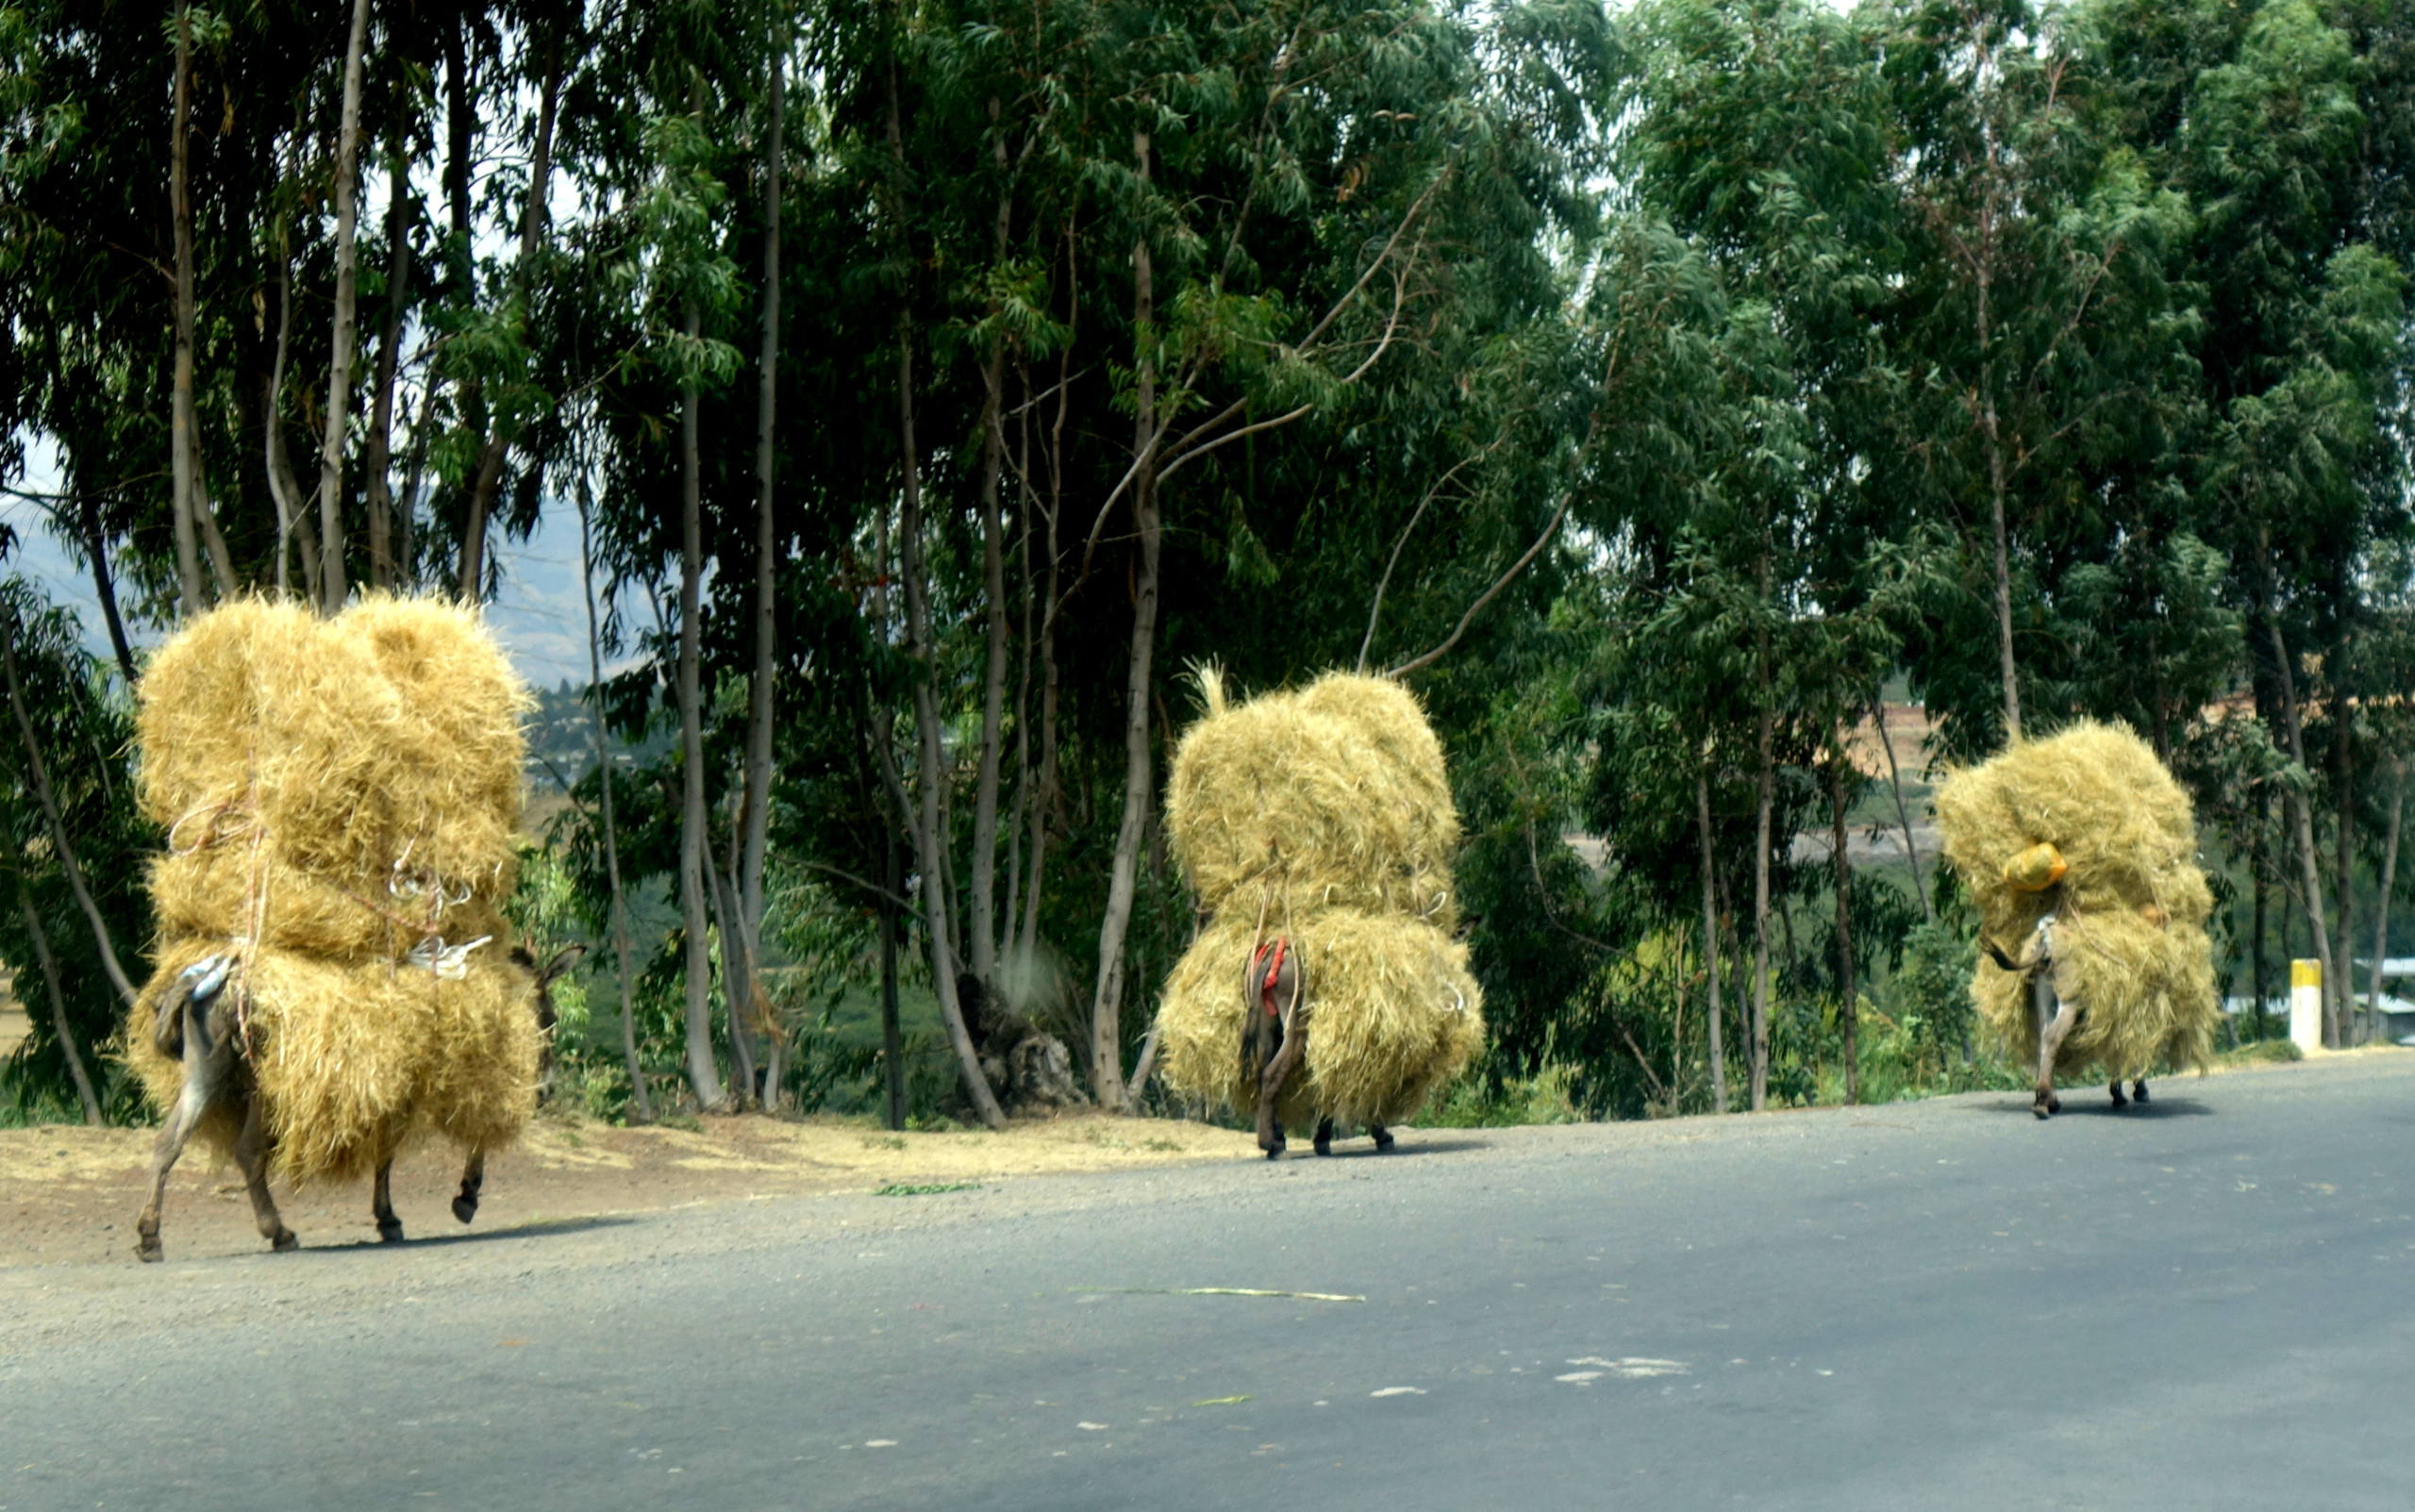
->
[873,1181,982,1197]
[2218,1038,2305,1066]
[861,1134,908,1151]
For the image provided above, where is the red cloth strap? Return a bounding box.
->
[1256,938,1290,1018]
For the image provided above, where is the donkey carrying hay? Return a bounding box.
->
[124,595,574,1259]
[1935,721,2219,1119]
[1155,670,1483,1156]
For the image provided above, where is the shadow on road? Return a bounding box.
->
[316,1213,642,1251]
[1304,1135,1494,1159]
[1967,1094,2215,1120]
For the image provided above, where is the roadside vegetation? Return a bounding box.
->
[1,0,2408,1135]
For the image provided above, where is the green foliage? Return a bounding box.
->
[0,0,2410,1129]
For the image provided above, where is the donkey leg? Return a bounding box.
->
[2108,1079,2129,1108]
[1370,1123,1395,1152]
[452,1147,487,1224]
[1256,1012,1312,1160]
[1256,1086,1287,1159]
[134,1076,211,1263]
[371,1154,405,1243]
[1313,1118,1335,1157]
[2133,1079,2150,1105]
[231,1096,296,1253]
[2033,997,2079,1119]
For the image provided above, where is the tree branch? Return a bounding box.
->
[0,606,137,1007]
[1387,490,1573,679]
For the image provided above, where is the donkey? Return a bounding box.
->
[1985,914,2147,1120]
[135,943,583,1262]
[1240,938,1393,1159]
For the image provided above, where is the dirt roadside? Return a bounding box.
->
[0,1110,1259,1267]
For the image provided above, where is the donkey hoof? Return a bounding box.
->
[1372,1126,1396,1152]
[1262,1145,1283,1161]
[376,1220,406,1244]
[452,1196,479,1224]
[136,1238,163,1264]
[1313,1133,1333,1157]
[2133,1082,2150,1104]
[271,1229,299,1253]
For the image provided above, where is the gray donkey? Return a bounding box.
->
[134,943,583,1262]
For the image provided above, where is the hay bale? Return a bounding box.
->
[335,593,530,889]
[136,599,414,878]
[1972,912,2219,1081]
[1935,721,2219,1079]
[124,933,537,1186]
[1155,908,1484,1128]
[136,595,527,895]
[1165,670,1459,925]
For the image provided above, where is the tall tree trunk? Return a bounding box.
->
[881,838,906,1132]
[1,613,135,1007]
[1089,130,1160,1110]
[675,306,725,1113]
[1830,746,1857,1105]
[2251,789,2270,1041]
[740,25,784,1045]
[886,66,1008,1132]
[366,145,414,592]
[1697,763,1727,1115]
[309,0,374,615]
[193,470,239,600]
[169,2,203,619]
[2262,557,2340,1045]
[1020,246,1076,961]
[968,101,1015,989]
[265,237,321,605]
[1873,692,1934,922]
[894,311,1008,1130]
[2332,607,2358,1040]
[708,840,759,1108]
[1984,422,2020,744]
[76,491,139,686]
[458,33,563,601]
[15,882,102,1126]
[578,494,651,1122]
[1749,558,1774,1112]
[2369,762,2403,1041]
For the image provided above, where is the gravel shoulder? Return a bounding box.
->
[0,1107,1259,1270]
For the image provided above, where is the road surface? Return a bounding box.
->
[5,1055,2412,1510]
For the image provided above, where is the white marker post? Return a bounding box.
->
[2290,958,2323,1054]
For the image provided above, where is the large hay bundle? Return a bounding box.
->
[1157,909,1483,1128]
[136,600,413,877]
[1935,721,2219,1080]
[138,594,526,899]
[340,593,531,888]
[126,940,538,1185]
[1156,668,1479,1131]
[127,595,539,1184]
[1165,670,1458,926]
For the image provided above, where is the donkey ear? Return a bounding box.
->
[541,944,588,986]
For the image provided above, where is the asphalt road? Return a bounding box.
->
[6,1055,2415,1512]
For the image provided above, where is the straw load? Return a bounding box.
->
[1156,670,1483,1148]
[125,595,539,1188]
[1934,721,2219,1105]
